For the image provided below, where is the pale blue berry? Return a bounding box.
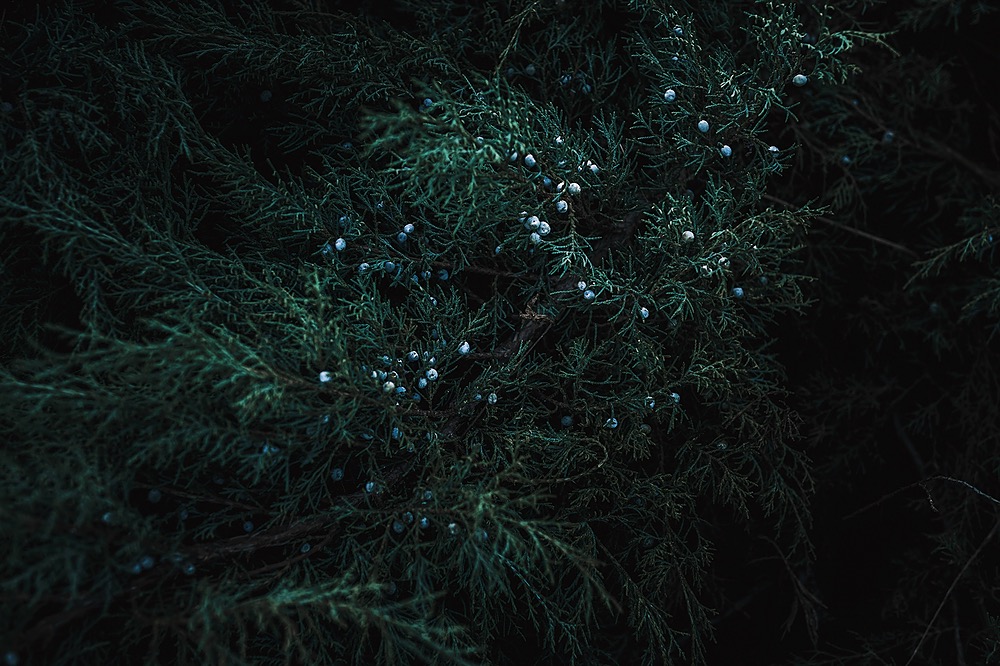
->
[732,287,744,298]
[417,377,428,389]
[720,145,732,157]
[792,74,808,86]
[529,232,541,244]
[382,381,395,393]
[397,232,408,243]
[422,97,432,108]
[646,396,656,409]
[487,392,498,404]
[577,281,587,291]
[384,261,395,272]
[403,511,414,524]
[437,268,449,280]
[391,427,401,439]
[419,516,430,529]
[102,511,113,523]
[331,467,344,481]
[583,289,596,300]
[392,520,405,534]
[664,89,676,102]
[555,200,568,213]
[334,238,346,251]
[359,262,370,272]
[403,223,415,234]
[640,306,649,319]
[537,221,551,236]
[319,371,333,383]
[426,368,438,381]
[130,562,142,575]
[365,481,376,493]
[458,341,471,355]
[567,182,581,195]
[423,489,433,501]
[407,351,419,362]
[671,392,681,403]
[604,417,618,429]
[673,25,683,36]
[524,154,536,168]
[697,119,709,133]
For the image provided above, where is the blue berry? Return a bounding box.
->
[140,555,155,570]
[300,542,311,554]
[720,145,732,157]
[397,232,408,243]
[419,516,430,529]
[403,511,414,524]
[604,417,618,429]
[392,520,405,534]
[664,89,676,102]
[183,563,196,575]
[732,287,744,298]
[147,488,162,503]
[583,289,596,300]
[639,306,649,319]
[403,223,415,234]
[243,521,254,533]
[697,119,709,133]
[561,415,573,427]
[792,74,808,86]
[365,481,376,493]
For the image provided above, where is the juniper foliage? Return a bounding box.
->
[1,0,997,665]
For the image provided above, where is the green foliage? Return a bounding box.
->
[1,0,997,665]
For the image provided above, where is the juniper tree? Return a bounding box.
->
[4,1,993,665]
[769,1,1000,664]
